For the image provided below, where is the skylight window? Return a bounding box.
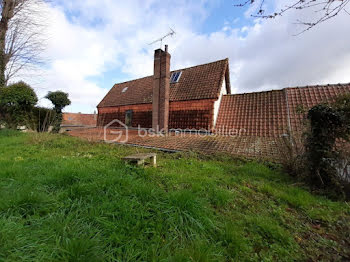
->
[122,87,128,93]
[170,71,182,83]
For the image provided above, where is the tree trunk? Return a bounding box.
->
[0,0,15,87]
[53,109,62,133]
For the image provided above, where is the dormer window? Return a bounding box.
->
[122,87,128,93]
[170,71,182,83]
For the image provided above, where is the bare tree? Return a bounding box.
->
[0,0,47,87]
[235,0,350,34]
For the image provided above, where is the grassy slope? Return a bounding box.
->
[0,130,349,262]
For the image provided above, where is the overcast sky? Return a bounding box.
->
[26,0,350,113]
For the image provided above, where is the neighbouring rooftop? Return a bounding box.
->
[62,113,97,127]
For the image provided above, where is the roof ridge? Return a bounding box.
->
[224,82,350,96]
[170,58,228,73]
[284,82,350,90]
[224,89,284,96]
[112,58,229,87]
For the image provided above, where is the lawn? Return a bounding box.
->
[0,129,349,261]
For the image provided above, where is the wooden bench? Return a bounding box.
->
[123,153,157,167]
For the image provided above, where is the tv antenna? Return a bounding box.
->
[149,28,176,48]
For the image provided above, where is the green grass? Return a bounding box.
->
[0,129,349,261]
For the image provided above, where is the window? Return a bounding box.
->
[125,110,133,127]
[122,87,128,93]
[170,71,182,83]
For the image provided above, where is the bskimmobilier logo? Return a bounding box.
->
[104,119,247,144]
[104,119,128,143]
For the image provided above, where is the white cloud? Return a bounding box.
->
[20,0,350,112]
[167,0,350,93]
[27,0,214,112]
[26,3,120,113]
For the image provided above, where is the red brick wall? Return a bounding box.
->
[98,104,152,128]
[97,99,215,130]
[169,99,215,130]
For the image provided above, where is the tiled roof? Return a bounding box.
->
[62,113,97,127]
[98,59,229,107]
[216,90,289,137]
[68,128,282,161]
[286,84,350,134]
[216,83,350,137]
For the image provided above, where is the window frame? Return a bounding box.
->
[170,71,182,83]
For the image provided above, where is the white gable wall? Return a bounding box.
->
[213,78,227,128]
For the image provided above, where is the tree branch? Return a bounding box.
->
[234,0,350,33]
[0,0,48,85]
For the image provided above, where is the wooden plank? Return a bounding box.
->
[123,153,157,167]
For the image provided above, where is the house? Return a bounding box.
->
[97,45,231,131]
[97,45,350,138]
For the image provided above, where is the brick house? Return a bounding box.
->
[97,46,350,137]
[97,45,231,131]
[71,48,350,160]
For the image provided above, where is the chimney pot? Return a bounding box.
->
[165,45,168,52]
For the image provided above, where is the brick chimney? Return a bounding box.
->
[152,45,171,132]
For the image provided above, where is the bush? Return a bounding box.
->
[0,81,38,128]
[305,104,346,197]
[279,95,350,200]
[276,131,305,177]
[0,81,38,109]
